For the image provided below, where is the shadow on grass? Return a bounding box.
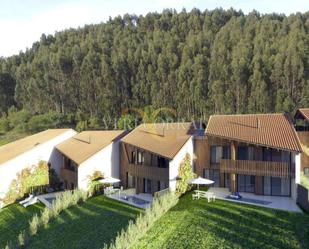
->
[27,195,141,249]
[136,192,309,249]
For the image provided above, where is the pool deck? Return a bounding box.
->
[208,187,302,213]
[37,192,64,208]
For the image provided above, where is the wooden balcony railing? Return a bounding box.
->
[60,168,77,182]
[128,163,169,181]
[220,159,292,178]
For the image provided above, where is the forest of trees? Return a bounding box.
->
[1,8,309,132]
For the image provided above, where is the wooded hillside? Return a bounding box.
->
[1,8,309,123]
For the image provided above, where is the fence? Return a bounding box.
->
[297,184,309,212]
[154,188,170,198]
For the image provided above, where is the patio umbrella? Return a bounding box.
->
[188,177,214,191]
[99,177,121,184]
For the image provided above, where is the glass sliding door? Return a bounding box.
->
[263,177,290,196]
[204,169,220,187]
[237,175,255,193]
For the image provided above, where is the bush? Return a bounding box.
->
[176,154,196,195]
[105,192,178,249]
[10,189,89,247]
[26,112,65,133]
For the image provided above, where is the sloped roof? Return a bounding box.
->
[0,129,74,165]
[206,113,302,152]
[121,122,195,159]
[56,130,126,165]
[295,108,309,121]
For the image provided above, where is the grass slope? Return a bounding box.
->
[27,195,141,249]
[0,131,28,146]
[0,203,44,248]
[134,193,309,249]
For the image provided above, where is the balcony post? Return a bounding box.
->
[230,141,237,193]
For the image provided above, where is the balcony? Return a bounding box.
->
[220,159,292,178]
[128,163,169,181]
[60,168,77,182]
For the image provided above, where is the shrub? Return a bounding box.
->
[29,214,40,236]
[105,192,178,249]
[301,173,309,191]
[176,153,196,195]
[10,189,89,247]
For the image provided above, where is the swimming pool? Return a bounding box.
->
[225,196,271,205]
[120,195,150,205]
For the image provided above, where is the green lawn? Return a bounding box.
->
[26,195,141,249]
[0,203,44,248]
[134,192,309,249]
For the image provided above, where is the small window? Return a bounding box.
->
[137,150,144,164]
[304,167,309,175]
[131,151,136,164]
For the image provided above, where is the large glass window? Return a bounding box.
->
[204,169,219,187]
[237,175,255,193]
[263,177,290,196]
[224,173,230,189]
[237,147,249,160]
[222,146,231,159]
[210,146,223,163]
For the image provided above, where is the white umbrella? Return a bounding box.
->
[188,177,214,191]
[99,177,121,184]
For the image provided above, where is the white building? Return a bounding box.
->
[0,129,77,206]
[55,130,126,191]
[120,122,197,194]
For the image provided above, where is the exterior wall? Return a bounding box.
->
[169,137,194,191]
[0,129,77,197]
[297,131,309,173]
[78,141,120,191]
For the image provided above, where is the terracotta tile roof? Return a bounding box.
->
[295,108,309,121]
[206,113,302,152]
[56,130,126,165]
[121,122,195,159]
[0,129,74,165]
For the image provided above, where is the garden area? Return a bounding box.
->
[133,192,309,249]
[0,203,44,248]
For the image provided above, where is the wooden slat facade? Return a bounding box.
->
[60,168,78,189]
[220,159,291,178]
[128,163,169,181]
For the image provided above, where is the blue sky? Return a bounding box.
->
[0,0,308,57]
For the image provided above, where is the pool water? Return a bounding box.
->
[121,196,150,205]
[226,196,271,205]
[45,197,56,204]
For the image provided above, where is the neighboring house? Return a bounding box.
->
[120,122,196,195]
[294,108,309,177]
[0,129,77,200]
[55,130,126,190]
[195,113,302,200]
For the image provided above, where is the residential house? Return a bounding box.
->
[294,108,309,178]
[0,129,77,202]
[120,122,196,195]
[55,130,126,190]
[195,114,302,199]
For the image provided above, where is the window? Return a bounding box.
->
[237,147,249,160]
[210,146,223,164]
[222,146,231,159]
[137,150,144,164]
[304,167,309,176]
[263,176,290,196]
[158,157,168,168]
[204,169,219,187]
[131,151,136,164]
[237,175,255,193]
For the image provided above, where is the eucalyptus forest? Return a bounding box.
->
[0,8,309,134]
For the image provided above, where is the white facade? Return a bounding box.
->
[168,137,194,191]
[77,141,120,191]
[0,129,77,201]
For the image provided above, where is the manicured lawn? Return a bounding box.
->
[27,195,141,249]
[0,203,44,248]
[134,192,309,249]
